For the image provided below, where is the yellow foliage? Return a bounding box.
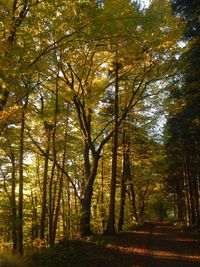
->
[32,238,47,250]
[0,105,21,125]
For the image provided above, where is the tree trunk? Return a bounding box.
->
[194,144,200,226]
[31,194,39,240]
[49,161,56,246]
[80,154,100,236]
[40,126,51,240]
[118,124,127,232]
[52,142,67,244]
[101,153,105,230]
[62,167,71,238]
[104,62,119,235]
[118,167,126,231]
[80,198,92,236]
[129,183,138,222]
[10,152,17,254]
[18,98,28,256]
[49,76,59,246]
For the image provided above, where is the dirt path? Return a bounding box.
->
[144,222,200,266]
[23,222,200,267]
[106,222,200,267]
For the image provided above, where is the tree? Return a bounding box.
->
[118,120,132,231]
[165,0,200,226]
[18,95,29,256]
[0,0,185,253]
[104,61,120,235]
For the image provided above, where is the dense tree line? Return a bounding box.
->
[165,0,200,227]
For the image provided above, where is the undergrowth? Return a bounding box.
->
[0,238,128,267]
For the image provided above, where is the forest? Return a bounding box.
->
[0,0,199,264]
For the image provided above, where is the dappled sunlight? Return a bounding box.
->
[131,230,151,236]
[172,237,200,243]
[107,243,200,262]
[152,232,199,242]
[108,243,200,258]
[103,223,200,266]
[106,243,149,255]
[148,249,200,262]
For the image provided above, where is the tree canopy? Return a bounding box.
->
[0,0,199,257]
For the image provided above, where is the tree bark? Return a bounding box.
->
[104,62,119,235]
[101,153,105,230]
[31,194,39,240]
[80,154,100,236]
[118,124,127,232]
[40,126,51,240]
[52,141,67,244]
[129,183,138,221]
[18,97,28,256]
[10,152,17,254]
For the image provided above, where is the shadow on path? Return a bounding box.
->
[26,222,200,267]
[103,222,200,266]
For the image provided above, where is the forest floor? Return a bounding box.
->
[87,222,200,267]
[95,221,200,267]
[1,222,200,267]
